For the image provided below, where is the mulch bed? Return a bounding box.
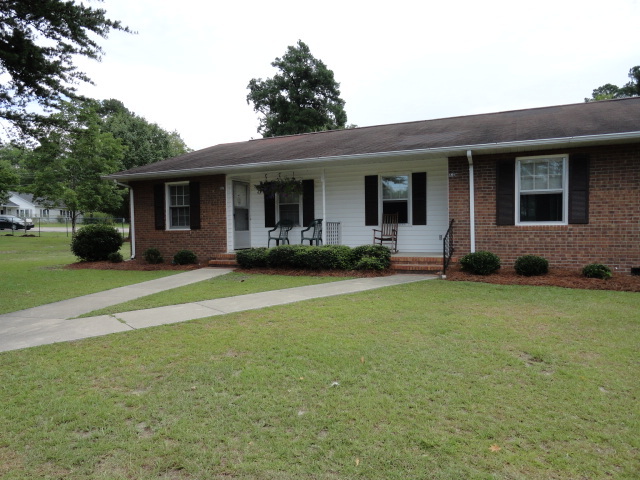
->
[445,265,640,292]
[65,259,640,292]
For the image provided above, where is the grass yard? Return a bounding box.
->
[80,272,349,317]
[1,280,638,479]
[0,234,177,314]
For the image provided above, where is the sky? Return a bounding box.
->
[75,0,640,151]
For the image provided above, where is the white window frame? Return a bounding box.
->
[166,182,190,230]
[380,173,411,225]
[516,154,568,225]
[277,191,302,226]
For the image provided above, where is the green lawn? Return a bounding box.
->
[1,280,638,479]
[0,234,177,314]
[81,272,348,317]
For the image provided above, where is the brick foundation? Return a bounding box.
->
[449,143,640,273]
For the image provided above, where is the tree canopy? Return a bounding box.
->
[585,66,640,102]
[96,99,190,170]
[26,101,126,232]
[0,0,130,134]
[246,40,347,137]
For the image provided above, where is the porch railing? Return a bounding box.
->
[442,219,455,275]
[326,221,341,245]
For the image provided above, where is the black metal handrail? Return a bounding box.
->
[442,219,455,275]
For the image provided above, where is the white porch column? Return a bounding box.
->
[321,169,327,245]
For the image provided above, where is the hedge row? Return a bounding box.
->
[236,244,391,271]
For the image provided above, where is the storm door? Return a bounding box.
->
[233,181,250,249]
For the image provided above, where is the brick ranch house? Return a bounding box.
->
[105,98,640,273]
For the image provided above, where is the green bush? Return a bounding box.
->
[107,252,124,263]
[514,255,549,276]
[352,245,391,268]
[236,244,390,271]
[355,256,386,271]
[314,245,355,270]
[71,224,123,262]
[236,248,269,268]
[582,263,612,279]
[268,245,306,268]
[173,250,197,265]
[459,251,501,275]
[143,248,163,264]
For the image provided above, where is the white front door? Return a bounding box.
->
[233,181,250,249]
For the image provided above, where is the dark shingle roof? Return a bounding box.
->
[110,98,640,179]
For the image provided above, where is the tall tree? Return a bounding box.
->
[0,144,27,202]
[247,40,347,137]
[585,65,640,102]
[26,101,125,233]
[97,99,190,170]
[0,158,18,204]
[0,0,131,134]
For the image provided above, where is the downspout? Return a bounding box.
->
[321,169,327,245]
[466,150,476,253]
[116,182,135,259]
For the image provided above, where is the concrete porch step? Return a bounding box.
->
[209,253,238,268]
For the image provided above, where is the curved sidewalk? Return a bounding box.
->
[0,270,436,353]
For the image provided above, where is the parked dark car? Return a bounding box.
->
[0,215,34,230]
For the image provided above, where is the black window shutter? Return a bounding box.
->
[568,154,589,224]
[302,179,314,226]
[264,195,276,228]
[496,160,515,225]
[189,181,201,230]
[411,172,427,225]
[153,184,165,230]
[364,175,378,226]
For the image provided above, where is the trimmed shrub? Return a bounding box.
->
[352,245,391,268]
[582,263,612,279]
[314,245,355,270]
[236,248,269,268]
[355,256,386,271]
[514,255,549,276]
[143,248,164,264]
[173,249,197,265]
[107,252,124,263]
[459,251,501,275]
[71,224,123,262]
[268,245,306,268]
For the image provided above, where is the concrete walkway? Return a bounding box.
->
[0,269,436,353]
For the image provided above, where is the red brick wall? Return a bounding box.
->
[448,144,640,273]
[131,175,227,263]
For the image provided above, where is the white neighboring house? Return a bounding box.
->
[0,192,75,221]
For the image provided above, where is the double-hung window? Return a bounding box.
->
[278,192,301,225]
[167,182,190,229]
[382,175,409,223]
[516,155,567,224]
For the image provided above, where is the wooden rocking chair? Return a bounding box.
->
[372,213,399,252]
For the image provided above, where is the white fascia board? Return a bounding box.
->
[105,131,640,183]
